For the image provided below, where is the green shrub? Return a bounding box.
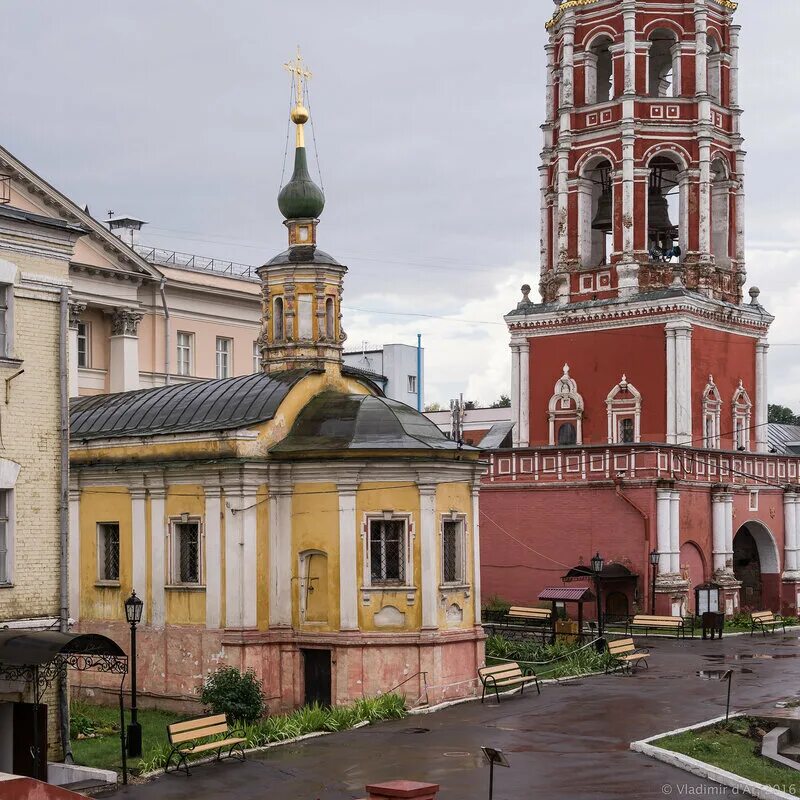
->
[70,711,96,739]
[199,666,266,724]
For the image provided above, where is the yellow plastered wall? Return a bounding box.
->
[256,484,269,631]
[165,485,206,625]
[357,483,421,631]
[79,486,132,621]
[291,483,339,631]
[436,482,475,628]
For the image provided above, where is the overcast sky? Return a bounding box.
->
[4,1,800,408]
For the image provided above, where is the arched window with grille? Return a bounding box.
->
[548,364,584,446]
[732,380,752,451]
[702,376,722,448]
[606,375,642,444]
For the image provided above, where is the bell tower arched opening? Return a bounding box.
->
[646,154,683,264]
[710,157,731,268]
[648,29,680,98]
[585,35,614,105]
[579,155,614,268]
[733,522,780,610]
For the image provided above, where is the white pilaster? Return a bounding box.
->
[724,493,734,570]
[729,26,741,107]
[711,492,727,573]
[560,22,575,109]
[471,484,481,624]
[734,154,746,264]
[621,133,635,257]
[583,52,598,105]
[540,166,551,274]
[511,343,521,447]
[656,489,672,575]
[665,326,676,444]
[671,322,693,444]
[784,492,799,578]
[131,488,147,600]
[68,488,81,621]
[268,483,293,627]
[419,485,438,630]
[204,488,222,629]
[698,137,712,256]
[669,491,681,574]
[544,43,556,123]
[622,2,637,95]
[694,6,708,97]
[108,308,142,394]
[755,338,769,453]
[338,485,359,631]
[68,326,79,398]
[150,488,166,628]
[241,486,258,629]
[224,487,243,628]
[519,341,530,447]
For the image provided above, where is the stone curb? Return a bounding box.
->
[631,715,798,800]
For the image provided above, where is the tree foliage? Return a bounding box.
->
[490,395,511,408]
[768,404,800,425]
[199,666,266,723]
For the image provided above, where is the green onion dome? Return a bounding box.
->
[277,147,325,220]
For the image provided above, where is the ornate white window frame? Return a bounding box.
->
[0,458,20,587]
[548,364,584,445]
[0,259,19,362]
[166,515,205,588]
[702,375,722,449]
[439,512,468,588]
[361,511,415,593]
[732,380,752,451]
[606,374,642,443]
[96,521,121,586]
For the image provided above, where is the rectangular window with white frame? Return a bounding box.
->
[0,490,11,585]
[77,322,90,368]
[97,522,120,583]
[441,514,467,585]
[168,517,203,586]
[365,513,413,587]
[215,337,232,379]
[252,341,260,373]
[176,331,194,376]
[0,285,10,359]
[407,375,417,394]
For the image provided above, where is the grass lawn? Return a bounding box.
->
[70,702,184,774]
[654,717,800,795]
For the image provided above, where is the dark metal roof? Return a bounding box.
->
[272,391,475,454]
[478,421,515,449]
[0,204,86,234]
[562,563,637,582]
[538,586,595,602]
[263,245,341,268]
[767,423,800,456]
[70,370,311,441]
[0,631,124,667]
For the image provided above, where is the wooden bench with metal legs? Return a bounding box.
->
[165,714,246,776]
[606,637,650,674]
[626,614,686,638]
[478,662,540,704]
[750,610,786,637]
[505,607,552,628]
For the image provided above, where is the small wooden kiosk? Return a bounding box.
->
[538,586,596,644]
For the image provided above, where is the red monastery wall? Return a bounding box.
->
[528,325,667,445]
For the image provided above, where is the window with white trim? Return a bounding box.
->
[168,518,203,585]
[176,331,194,376]
[0,285,9,359]
[548,364,584,446]
[273,297,285,341]
[441,516,466,585]
[749,490,759,512]
[732,380,752,451]
[702,376,722,448]
[215,337,232,379]
[252,341,260,373]
[365,514,412,586]
[407,375,417,394]
[0,490,9,585]
[97,522,120,582]
[77,322,90,368]
[606,374,641,444]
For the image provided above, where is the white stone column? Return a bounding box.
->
[729,25,741,107]
[544,43,556,123]
[511,343,521,447]
[241,485,258,629]
[656,489,672,575]
[755,338,769,453]
[622,1,637,95]
[621,132,636,258]
[540,165,551,274]
[560,21,576,109]
[669,490,681,574]
[672,322,693,444]
[149,487,166,628]
[556,147,570,266]
[471,484,481,624]
[131,488,147,600]
[734,154,746,265]
[519,341,530,447]
[108,308,142,393]
[583,52,598,105]
[67,301,85,398]
[68,488,81,621]
[576,178,593,268]
[204,488,222,629]
[670,43,683,98]
[698,137,712,257]
[419,485,438,631]
[711,492,728,573]
[665,325,677,444]
[268,483,293,627]
[337,484,359,631]
[224,487,243,628]
[695,6,708,96]
[783,492,799,577]
[724,493,734,570]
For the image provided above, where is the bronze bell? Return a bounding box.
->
[591,188,613,232]
[647,187,676,235]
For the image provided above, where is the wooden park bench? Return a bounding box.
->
[750,610,786,637]
[505,606,552,628]
[478,662,540,704]
[606,637,650,674]
[626,614,686,638]
[165,714,247,776]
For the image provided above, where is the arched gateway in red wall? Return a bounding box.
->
[478,0,800,619]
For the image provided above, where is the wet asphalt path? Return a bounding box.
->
[116,632,800,799]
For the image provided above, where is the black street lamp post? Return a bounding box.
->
[590,552,604,646]
[124,589,144,758]
[649,549,660,615]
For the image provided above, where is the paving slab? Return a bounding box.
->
[116,633,800,799]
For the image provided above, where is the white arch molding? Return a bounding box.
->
[606,374,641,443]
[702,375,722,448]
[548,364,584,445]
[734,520,780,575]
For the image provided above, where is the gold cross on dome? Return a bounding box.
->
[284,46,312,107]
